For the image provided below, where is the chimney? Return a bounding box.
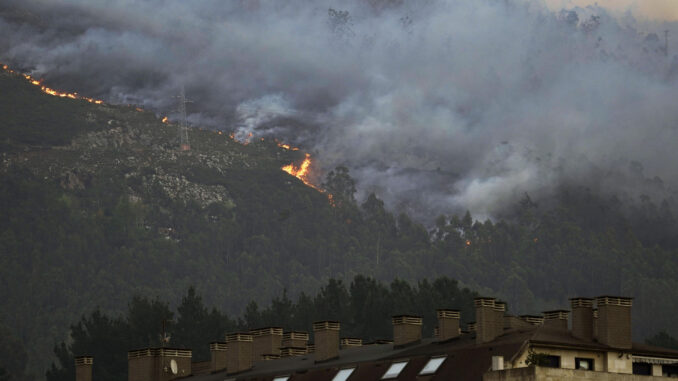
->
[494,301,507,337]
[209,342,228,373]
[75,356,93,381]
[596,296,632,349]
[520,315,544,326]
[392,315,423,347]
[281,331,309,350]
[436,309,460,341]
[543,310,569,330]
[225,333,253,374]
[313,321,340,362]
[250,327,282,362]
[475,297,500,344]
[280,347,307,358]
[504,315,532,330]
[340,338,363,349]
[128,348,192,381]
[570,298,594,341]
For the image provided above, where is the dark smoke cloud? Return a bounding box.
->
[2,0,678,220]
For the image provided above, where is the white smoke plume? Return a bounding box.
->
[2,0,678,220]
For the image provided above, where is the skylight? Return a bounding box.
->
[332,367,356,381]
[419,356,447,375]
[382,361,408,379]
[273,377,290,381]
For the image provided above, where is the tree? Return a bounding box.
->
[646,331,678,350]
[0,322,27,380]
[322,166,356,207]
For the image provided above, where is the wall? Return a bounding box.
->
[510,345,632,373]
[484,366,670,381]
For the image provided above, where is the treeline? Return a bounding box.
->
[44,276,477,381]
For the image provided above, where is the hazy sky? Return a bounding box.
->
[545,0,678,20]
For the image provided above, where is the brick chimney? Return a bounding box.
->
[475,297,501,344]
[392,315,423,347]
[543,310,569,330]
[504,315,533,330]
[596,296,632,349]
[313,321,340,362]
[436,309,460,341]
[281,331,309,349]
[570,298,594,341]
[128,348,192,381]
[225,333,253,374]
[280,347,307,358]
[520,315,545,326]
[340,338,363,349]
[250,327,282,362]
[493,301,507,337]
[75,356,93,381]
[209,342,228,373]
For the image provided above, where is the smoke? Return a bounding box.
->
[2,0,678,221]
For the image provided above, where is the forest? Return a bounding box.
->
[1,70,678,378]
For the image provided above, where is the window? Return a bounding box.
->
[633,363,652,375]
[382,361,408,379]
[663,364,678,377]
[541,355,560,368]
[332,368,355,381]
[419,356,446,375]
[273,377,290,381]
[575,358,594,371]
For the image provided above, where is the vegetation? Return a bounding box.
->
[1,70,678,377]
[646,331,678,350]
[45,279,476,381]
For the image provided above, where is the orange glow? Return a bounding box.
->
[466,240,472,246]
[275,139,300,151]
[282,153,312,183]
[161,116,169,124]
[8,67,105,104]
[136,107,144,112]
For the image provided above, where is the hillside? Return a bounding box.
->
[2,67,678,379]
[0,68,349,376]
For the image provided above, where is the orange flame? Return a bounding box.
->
[282,153,312,184]
[275,139,300,151]
[161,116,169,124]
[1,66,105,104]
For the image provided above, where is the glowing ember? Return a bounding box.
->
[466,240,472,246]
[275,140,300,151]
[0,65,105,104]
[162,116,169,124]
